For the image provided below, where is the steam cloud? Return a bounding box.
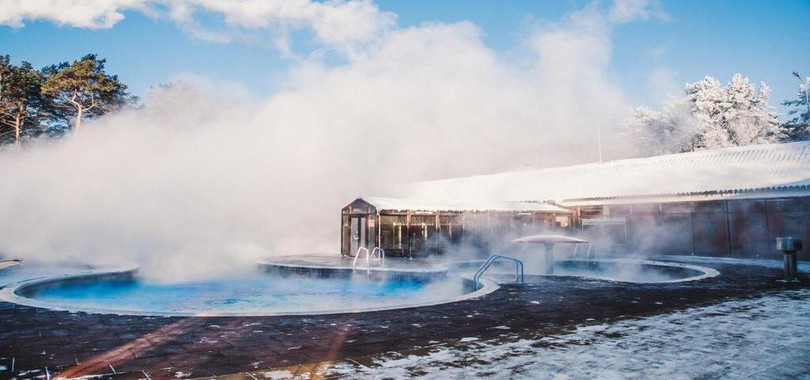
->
[0,1,657,280]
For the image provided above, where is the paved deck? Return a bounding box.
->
[0,259,808,379]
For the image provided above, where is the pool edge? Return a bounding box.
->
[0,267,500,317]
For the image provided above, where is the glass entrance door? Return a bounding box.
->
[350,216,366,257]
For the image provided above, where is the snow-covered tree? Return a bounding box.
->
[782,73,810,141]
[620,99,698,157]
[621,106,663,156]
[622,74,784,157]
[721,75,782,146]
[684,76,726,148]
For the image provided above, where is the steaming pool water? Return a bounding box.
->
[0,258,717,316]
[0,267,493,316]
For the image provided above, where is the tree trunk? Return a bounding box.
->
[13,111,21,147]
[74,105,83,131]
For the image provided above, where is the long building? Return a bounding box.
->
[346,141,810,260]
[341,197,572,258]
[341,142,810,260]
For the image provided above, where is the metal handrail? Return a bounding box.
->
[573,243,597,259]
[370,247,385,267]
[473,254,524,288]
[352,247,370,269]
[586,244,597,259]
[352,247,385,270]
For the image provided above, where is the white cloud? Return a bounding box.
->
[609,0,669,24]
[0,0,670,56]
[169,0,395,51]
[645,42,668,60]
[0,0,395,52]
[0,0,146,29]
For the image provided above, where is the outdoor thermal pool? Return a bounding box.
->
[0,255,804,379]
[0,256,718,317]
[0,260,495,316]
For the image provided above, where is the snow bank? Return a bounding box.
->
[325,289,810,379]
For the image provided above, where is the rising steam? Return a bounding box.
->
[0,2,646,280]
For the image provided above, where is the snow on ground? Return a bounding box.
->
[326,289,810,379]
[657,255,810,272]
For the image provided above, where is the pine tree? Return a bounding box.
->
[41,54,133,131]
[782,73,810,141]
[722,75,782,145]
[684,76,728,148]
[0,56,44,146]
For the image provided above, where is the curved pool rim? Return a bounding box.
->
[0,266,499,317]
[256,256,449,279]
[452,258,720,284]
[0,260,21,271]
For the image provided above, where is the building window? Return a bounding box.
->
[380,215,407,255]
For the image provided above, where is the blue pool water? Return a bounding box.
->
[23,274,467,315]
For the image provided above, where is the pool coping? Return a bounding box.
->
[454,258,720,284]
[0,260,21,272]
[0,258,719,317]
[0,266,500,317]
[256,257,449,275]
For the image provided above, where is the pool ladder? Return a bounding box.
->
[572,243,598,259]
[353,247,385,271]
[473,254,524,288]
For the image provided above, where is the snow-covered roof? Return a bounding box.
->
[357,197,572,213]
[408,141,810,205]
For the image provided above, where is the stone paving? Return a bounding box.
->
[0,260,807,379]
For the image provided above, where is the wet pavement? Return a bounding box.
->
[0,258,808,379]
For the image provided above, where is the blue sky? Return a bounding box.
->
[1,0,808,116]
